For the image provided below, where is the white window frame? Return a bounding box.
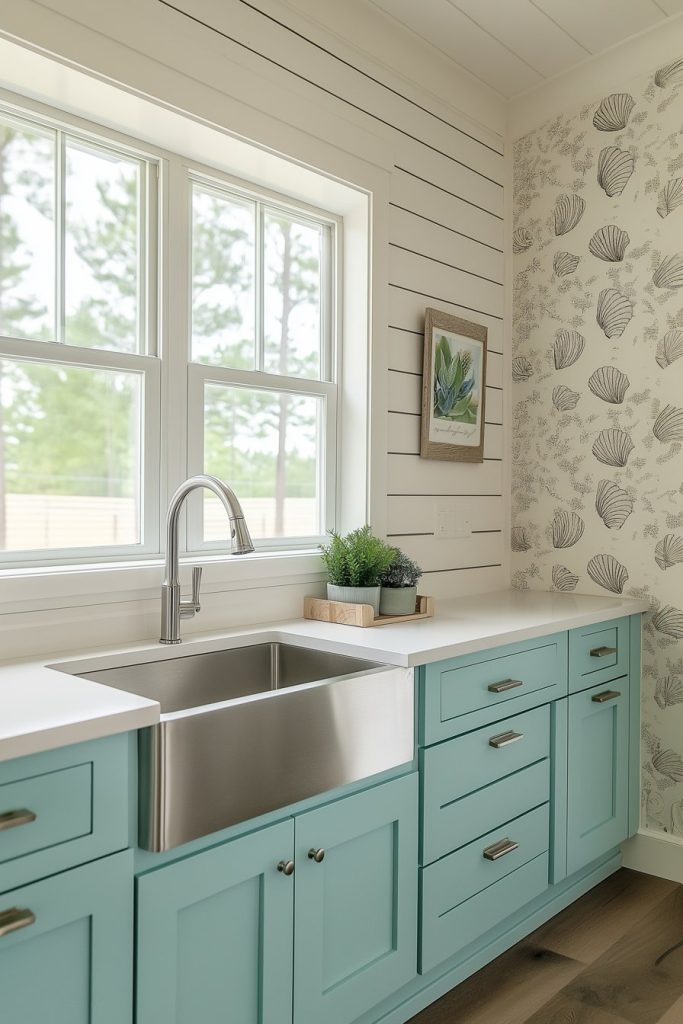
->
[0,95,344,570]
[181,167,340,554]
[0,98,162,568]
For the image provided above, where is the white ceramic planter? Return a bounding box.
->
[327,583,381,617]
[379,586,417,616]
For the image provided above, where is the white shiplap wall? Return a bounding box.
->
[0,0,506,651]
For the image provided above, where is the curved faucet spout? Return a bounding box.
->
[160,474,254,643]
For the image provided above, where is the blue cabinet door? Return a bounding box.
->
[293,773,418,1024]
[136,819,294,1024]
[0,850,133,1024]
[567,681,629,875]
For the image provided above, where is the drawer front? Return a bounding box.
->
[0,850,133,1024]
[421,804,549,913]
[422,705,550,810]
[421,758,549,866]
[0,735,129,893]
[569,617,630,693]
[421,633,567,743]
[420,851,549,974]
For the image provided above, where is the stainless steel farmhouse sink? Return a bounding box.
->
[60,641,414,851]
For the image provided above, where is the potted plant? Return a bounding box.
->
[379,549,423,616]
[320,526,396,617]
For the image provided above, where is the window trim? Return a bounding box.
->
[0,68,376,592]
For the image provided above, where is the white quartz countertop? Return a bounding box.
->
[0,589,649,763]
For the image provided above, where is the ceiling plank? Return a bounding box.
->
[533,0,664,52]
[452,0,589,77]
[370,0,543,96]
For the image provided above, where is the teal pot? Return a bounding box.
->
[379,586,417,616]
[327,584,381,617]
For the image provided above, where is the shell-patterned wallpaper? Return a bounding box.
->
[512,58,683,837]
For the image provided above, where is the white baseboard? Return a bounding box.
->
[621,829,683,884]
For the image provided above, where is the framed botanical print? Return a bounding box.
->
[420,307,488,463]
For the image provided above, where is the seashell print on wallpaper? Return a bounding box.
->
[513,56,683,837]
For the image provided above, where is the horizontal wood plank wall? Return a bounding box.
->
[22,0,508,605]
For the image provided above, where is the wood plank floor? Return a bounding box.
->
[409,869,683,1024]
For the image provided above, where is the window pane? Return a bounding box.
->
[263,211,323,380]
[192,186,256,369]
[65,141,142,353]
[0,115,55,342]
[0,359,142,551]
[203,383,321,541]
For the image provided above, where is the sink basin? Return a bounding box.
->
[66,640,414,851]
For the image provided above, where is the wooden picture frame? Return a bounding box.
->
[420,307,488,463]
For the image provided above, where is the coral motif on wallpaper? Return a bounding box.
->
[512,58,683,836]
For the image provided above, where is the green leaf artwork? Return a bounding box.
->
[433,335,477,423]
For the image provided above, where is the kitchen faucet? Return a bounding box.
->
[160,474,254,644]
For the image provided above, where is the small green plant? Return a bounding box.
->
[321,526,396,587]
[380,549,423,589]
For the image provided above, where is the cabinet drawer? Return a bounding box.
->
[0,850,133,1024]
[421,758,549,866]
[422,705,550,812]
[0,735,128,893]
[420,838,549,973]
[421,633,567,743]
[569,618,629,693]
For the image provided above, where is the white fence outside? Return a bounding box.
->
[3,494,318,550]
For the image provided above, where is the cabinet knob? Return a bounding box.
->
[0,907,36,938]
[487,678,523,694]
[308,848,325,863]
[483,838,519,862]
[592,689,622,703]
[590,645,617,658]
[277,860,295,876]
[488,730,523,749]
[0,809,36,832]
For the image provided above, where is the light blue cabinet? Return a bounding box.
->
[0,850,133,1024]
[136,774,418,1024]
[294,774,418,1024]
[566,681,629,876]
[0,611,642,1024]
[136,819,295,1024]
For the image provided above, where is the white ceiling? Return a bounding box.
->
[369,0,683,98]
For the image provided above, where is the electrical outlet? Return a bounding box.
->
[435,506,471,540]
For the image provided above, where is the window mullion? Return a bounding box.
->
[55,129,66,343]
[255,201,265,372]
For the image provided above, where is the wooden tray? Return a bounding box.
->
[304,595,434,627]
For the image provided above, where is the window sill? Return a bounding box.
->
[0,549,325,616]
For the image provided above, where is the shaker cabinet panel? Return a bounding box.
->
[566,682,629,875]
[0,851,133,1024]
[136,820,294,1024]
[293,773,418,1024]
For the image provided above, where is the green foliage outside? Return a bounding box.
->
[320,526,396,587]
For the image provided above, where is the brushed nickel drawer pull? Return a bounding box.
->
[488,679,524,694]
[0,809,37,832]
[592,690,622,704]
[489,730,523,749]
[277,860,295,876]
[0,907,36,938]
[483,838,519,861]
[590,645,617,658]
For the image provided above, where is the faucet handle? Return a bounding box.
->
[191,566,202,612]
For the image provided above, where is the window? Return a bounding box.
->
[0,105,159,564]
[0,97,339,568]
[187,177,336,550]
